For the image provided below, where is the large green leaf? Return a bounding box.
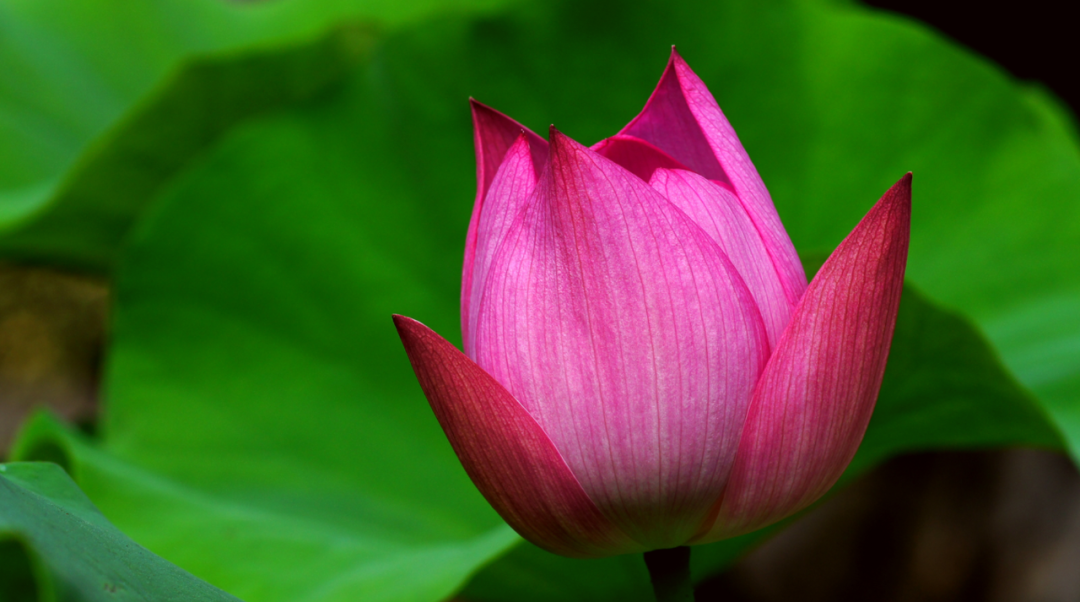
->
[754,3,1080,459]
[12,417,517,602]
[0,461,240,602]
[0,23,373,271]
[852,283,1061,468]
[0,0,513,270]
[8,0,1079,600]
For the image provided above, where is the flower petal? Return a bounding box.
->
[649,168,793,349]
[463,134,540,357]
[592,136,795,344]
[592,134,690,183]
[473,128,768,548]
[393,315,641,558]
[462,101,548,352]
[619,49,807,308]
[469,99,548,203]
[695,174,912,543]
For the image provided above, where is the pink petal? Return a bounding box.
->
[463,134,540,358]
[473,128,769,549]
[394,315,641,558]
[592,134,691,183]
[650,168,794,349]
[695,174,912,543]
[462,101,548,352]
[469,99,549,203]
[619,49,807,308]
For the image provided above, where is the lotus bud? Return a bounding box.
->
[394,49,910,558]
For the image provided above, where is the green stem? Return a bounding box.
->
[643,546,695,602]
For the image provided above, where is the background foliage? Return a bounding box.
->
[0,0,1077,600]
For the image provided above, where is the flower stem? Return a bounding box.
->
[643,546,695,602]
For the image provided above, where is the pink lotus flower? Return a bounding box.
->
[394,49,910,558]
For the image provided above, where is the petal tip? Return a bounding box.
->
[548,125,582,156]
[470,99,536,138]
[469,101,549,208]
[548,128,606,177]
[468,97,486,117]
[470,98,513,129]
[881,173,913,217]
[896,172,913,194]
[669,47,690,72]
[392,314,424,341]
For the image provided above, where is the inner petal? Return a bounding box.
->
[473,130,768,548]
[650,168,795,348]
[593,135,698,184]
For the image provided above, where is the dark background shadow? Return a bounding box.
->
[866,0,1078,116]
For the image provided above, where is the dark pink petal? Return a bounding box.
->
[695,175,912,543]
[462,101,548,352]
[473,129,768,549]
[469,99,548,202]
[394,315,641,558]
[592,134,691,183]
[619,49,807,308]
[463,134,539,357]
[650,168,794,349]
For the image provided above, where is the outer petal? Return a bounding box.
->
[474,129,769,548]
[462,101,548,352]
[696,174,912,543]
[393,315,641,558]
[463,134,539,357]
[650,168,793,349]
[619,49,807,309]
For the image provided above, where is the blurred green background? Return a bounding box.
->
[1,0,1078,600]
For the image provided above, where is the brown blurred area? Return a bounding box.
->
[0,263,108,457]
[699,449,1080,602]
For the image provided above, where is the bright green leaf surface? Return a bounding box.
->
[0,24,373,272]
[6,0,1080,600]
[0,0,514,269]
[13,414,518,602]
[0,461,241,602]
[12,53,524,595]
